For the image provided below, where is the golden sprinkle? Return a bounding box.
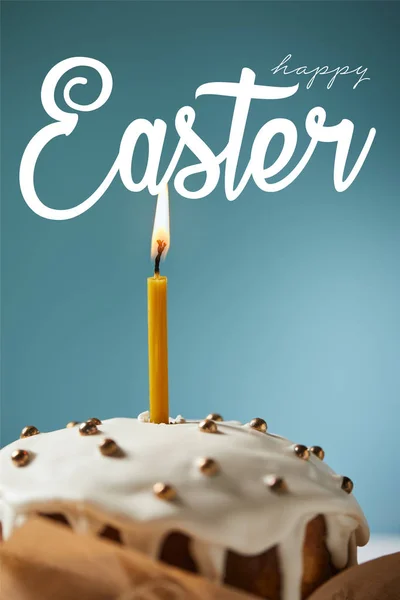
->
[197,457,220,476]
[198,419,218,433]
[265,475,288,494]
[206,413,223,422]
[79,421,99,436]
[66,421,79,428]
[99,438,121,457]
[341,476,354,494]
[309,446,325,460]
[87,417,102,426]
[249,418,268,433]
[153,482,177,501]
[294,444,310,460]
[20,426,40,439]
[11,449,30,467]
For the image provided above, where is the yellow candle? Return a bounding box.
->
[148,274,169,423]
[148,186,170,424]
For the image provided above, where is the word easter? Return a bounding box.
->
[20,57,376,221]
[271,54,370,90]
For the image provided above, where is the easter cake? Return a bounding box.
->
[0,412,369,600]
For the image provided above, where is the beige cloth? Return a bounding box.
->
[0,518,256,600]
[0,518,399,600]
[309,551,400,600]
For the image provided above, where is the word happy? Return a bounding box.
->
[19,57,376,220]
[271,54,370,90]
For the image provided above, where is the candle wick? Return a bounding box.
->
[154,240,167,275]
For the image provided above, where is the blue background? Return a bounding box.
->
[1,1,399,533]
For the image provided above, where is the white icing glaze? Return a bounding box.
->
[0,415,369,599]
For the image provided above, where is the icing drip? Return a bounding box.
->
[1,504,16,540]
[347,531,358,567]
[69,513,91,534]
[68,513,104,535]
[190,538,226,582]
[279,519,307,600]
[14,512,28,531]
[207,544,227,582]
[325,514,358,569]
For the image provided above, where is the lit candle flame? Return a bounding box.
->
[151,185,170,261]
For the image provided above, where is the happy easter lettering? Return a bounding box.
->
[19,57,376,221]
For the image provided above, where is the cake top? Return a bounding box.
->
[0,413,369,562]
